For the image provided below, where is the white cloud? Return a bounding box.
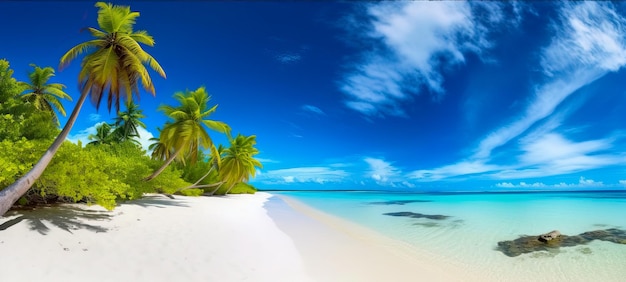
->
[89,113,101,122]
[67,123,154,154]
[495,177,604,188]
[135,127,154,154]
[67,122,103,146]
[301,105,325,116]
[496,181,547,188]
[341,2,510,116]
[364,157,399,183]
[409,2,626,182]
[276,53,302,64]
[473,2,626,160]
[619,180,626,186]
[255,157,279,164]
[409,160,502,181]
[541,2,626,77]
[259,167,348,184]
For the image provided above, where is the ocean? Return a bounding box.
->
[270,190,626,282]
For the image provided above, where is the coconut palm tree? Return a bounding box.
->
[210,134,262,195]
[113,100,146,143]
[18,64,72,125]
[0,2,165,216]
[183,144,224,191]
[88,122,116,145]
[144,86,230,181]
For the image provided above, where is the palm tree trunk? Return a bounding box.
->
[0,90,90,216]
[223,181,240,195]
[191,166,214,187]
[176,167,215,192]
[144,149,181,181]
[207,182,227,196]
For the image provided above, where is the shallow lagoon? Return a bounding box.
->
[277,190,626,282]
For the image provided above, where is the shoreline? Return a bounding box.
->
[1,192,490,281]
[268,194,484,282]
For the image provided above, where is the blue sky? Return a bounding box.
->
[2,1,626,191]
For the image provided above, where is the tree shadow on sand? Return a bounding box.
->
[0,205,111,235]
[122,194,190,209]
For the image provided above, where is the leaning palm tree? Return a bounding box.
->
[0,2,165,216]
[210,134,262,195]
[144,86,231,181]
[18,64,72,125]
[113,100,146,142]
[182,144,224,191]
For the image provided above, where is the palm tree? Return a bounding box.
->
[88,122,116,145]
[113,100,146,143]
[210,134,262,195]
[18,64,72,125]
[144,86,231,181]
[182,144,224,191]
[148,129,171,161]
[0,2,165,216]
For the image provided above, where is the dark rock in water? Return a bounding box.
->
[538,230,561,242]
[368,200,431,205]
[496,228,626,257]
[383,211,450,220]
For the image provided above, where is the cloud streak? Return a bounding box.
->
[341,2,511,117]
[408,2,626,182]
[258,167,348,184]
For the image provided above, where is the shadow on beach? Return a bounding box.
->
[0,205,111,235]
[122,194,191,209]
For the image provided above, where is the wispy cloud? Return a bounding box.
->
[258,167,348,184]
[474,2,626,160]
[496,177,606,189]
[256,157,280,164]
[409,160,503,181]
[409,2,626,182]
[301,105,326,116]
[341,2,512,117]
[89,113,101,122]
[364,157,399,183]
[276,53,302,64]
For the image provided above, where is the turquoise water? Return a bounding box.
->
[274,191,626,282]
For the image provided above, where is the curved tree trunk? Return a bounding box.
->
[207,182,226,196]
[224,180,242,195]
[176,167,216,192]
[0,91,89,216]
[144,149,181,181]
[190,166,214,187]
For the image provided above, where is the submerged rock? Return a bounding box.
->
[383,211,450,220]
[496,228,626,257]
[368,200,431,205]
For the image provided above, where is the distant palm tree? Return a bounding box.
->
[113,100,146,143]
[0,2,165,216]
[144,86,230,181]
[18,64,72,125]
[148,128,171,161]
[211,134,262,195]
[88,122,116,145]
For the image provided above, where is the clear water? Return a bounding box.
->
[273,191,626,282]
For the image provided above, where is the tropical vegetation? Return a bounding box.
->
[0,2,262,216]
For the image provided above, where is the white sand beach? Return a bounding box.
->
[0,192,478,282]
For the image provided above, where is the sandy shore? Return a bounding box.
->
[0,192,479,281]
